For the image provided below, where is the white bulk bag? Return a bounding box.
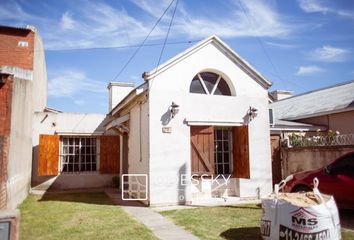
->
[260,178,341,240]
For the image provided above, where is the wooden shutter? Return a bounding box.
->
[190,126,215,175]
[100,136,120,174]
[232,125,250,179]
[38,134,59,176]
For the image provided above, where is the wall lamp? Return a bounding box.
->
[170,102,180,118]
[248,106,258,120]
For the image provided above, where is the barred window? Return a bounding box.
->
[60,137,98,173]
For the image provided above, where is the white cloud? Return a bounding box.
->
[0,0,296,50]
[48,69,106,97]
[0,2,154,50]
[298,0,354,19]
[129,0,172,18]
[298,0,329,13]
[265,41,298,49]
[296,65,323,75]
[132,0,293,39]
[309,45,350,62]
[60,12,75,30]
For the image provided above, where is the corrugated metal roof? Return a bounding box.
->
[270,80,354,120]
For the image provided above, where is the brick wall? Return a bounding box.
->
[0,75,13,209]
[0,26,34,70]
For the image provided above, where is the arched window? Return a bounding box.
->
[189,72,231,96]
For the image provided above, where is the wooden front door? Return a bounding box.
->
[270,135,282,185]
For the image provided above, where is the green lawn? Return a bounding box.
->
[19,192,157,240]
[161,204,354,240]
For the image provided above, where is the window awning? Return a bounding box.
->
[185,119,244,126]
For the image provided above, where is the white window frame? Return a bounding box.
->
[214,128,233,175]
[60,136,99,173]
[192,72,230,96]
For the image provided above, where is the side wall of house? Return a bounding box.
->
[148,42,272,205]
[127,102,149,175]
[32,112,117,190]
[125,101,150,204]
[32,29,47,112]
[0,27,35,209]
[7,76,33,209]
[299,111,354,134]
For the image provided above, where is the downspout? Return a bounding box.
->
[139,103,142,162]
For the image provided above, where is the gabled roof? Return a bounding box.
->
[143,35,272,89]
[270,80,354,121]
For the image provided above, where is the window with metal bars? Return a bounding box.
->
[214,128,233,174]
[60,137,98,173]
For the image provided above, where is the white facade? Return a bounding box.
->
[111,36,273,206]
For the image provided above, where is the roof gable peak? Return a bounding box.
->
[144,35,272,89]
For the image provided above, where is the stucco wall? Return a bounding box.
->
[32,112,117,189]
[281,146,354,177]
[7,77,33,209]
[148,42,272,205]
[299,111,354,134]
[127,102,149,175]
[32,28,47,112]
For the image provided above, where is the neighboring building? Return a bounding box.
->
[31,112,119,191]
[269,80,354,184]
[0,25,47,209]
[105,35,273,206]
[270,80,354,134]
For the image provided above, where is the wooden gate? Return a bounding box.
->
[271,135,282,185]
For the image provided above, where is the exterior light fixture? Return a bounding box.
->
[170,102,180,118]
[248,106,258,120]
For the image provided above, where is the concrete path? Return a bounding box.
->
[105,188,199,240]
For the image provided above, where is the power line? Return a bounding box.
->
[150,0,179,89]
[111,0,176,81]
[237,0,308,91]
[0,40,200,53]
[51,40,198,52]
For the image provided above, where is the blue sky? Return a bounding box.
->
[1,0,354,113]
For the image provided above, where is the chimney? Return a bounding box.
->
[107,82,135,112]
[270,90,293,101]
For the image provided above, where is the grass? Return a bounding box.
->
[161,204,354,240]
[19,192,157,240]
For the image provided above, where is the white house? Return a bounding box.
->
[106,35,273,206]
